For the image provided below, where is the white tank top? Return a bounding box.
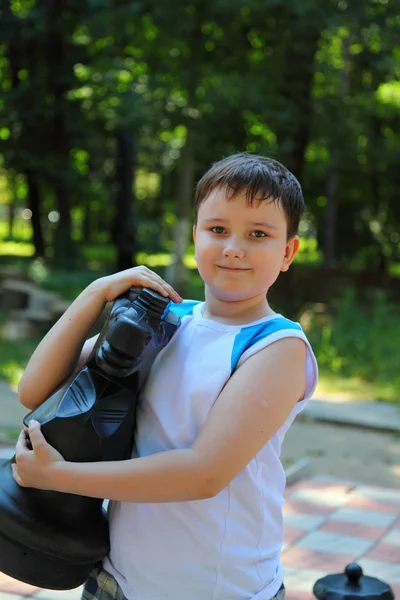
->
[104,301,318,600]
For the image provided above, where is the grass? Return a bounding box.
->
[0,338,41,389]
[315,374,398,403]
[306,288,400,404]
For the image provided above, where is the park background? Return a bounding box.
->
[0,0,399,405]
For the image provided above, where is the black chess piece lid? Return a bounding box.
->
[313,564,394,599]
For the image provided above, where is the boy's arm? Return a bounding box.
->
[18,285,104,410]
[13,337,306,502]
[18,267,181,410]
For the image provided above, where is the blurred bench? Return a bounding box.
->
[0,278,70,340]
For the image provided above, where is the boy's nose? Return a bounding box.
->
[223,245,245,259]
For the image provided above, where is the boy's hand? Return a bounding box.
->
[91,266,183,304]
[12,420,64,490]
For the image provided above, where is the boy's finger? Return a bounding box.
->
[15,429,28,454]
[156,280,182,302]
[162,288,182,302]
[144,274,182,302]
[11,463,23,486]
[169,292,183,303]
[28,420,45,448]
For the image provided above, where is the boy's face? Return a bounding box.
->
[193,187,299,303]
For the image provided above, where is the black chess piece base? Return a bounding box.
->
[0,458,109,589]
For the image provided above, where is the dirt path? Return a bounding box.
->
[281,419,400,489]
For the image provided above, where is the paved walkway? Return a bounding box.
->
[303,396,400,434]
[0,381,400,599]
[282,476,400,598]
[0,463,398,600]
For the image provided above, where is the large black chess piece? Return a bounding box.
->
[0,288,180,590]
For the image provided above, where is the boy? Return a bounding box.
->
[14,153,318,600]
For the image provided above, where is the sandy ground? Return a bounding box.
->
[281,418,400,489]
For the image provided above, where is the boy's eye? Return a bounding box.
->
[210,226,225,234]
[251,230,267,238]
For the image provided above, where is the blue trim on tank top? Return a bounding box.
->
[231,318,302,372]
[168,300,199,318]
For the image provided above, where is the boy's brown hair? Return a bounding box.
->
[194,153,304,240]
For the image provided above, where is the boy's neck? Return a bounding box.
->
[202,290,276,325]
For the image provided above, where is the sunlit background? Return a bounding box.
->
[0,0,399,403]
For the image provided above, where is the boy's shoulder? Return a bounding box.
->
[239,314,302,339]
[231,314,305,370]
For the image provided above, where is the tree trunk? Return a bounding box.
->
[275,21,321,179]
[323,166,339,267]
[46,0,75,265]
[368,98,387,276]
[4,2,46,255]
[6,173,16,239]
[26,170,45,257]
[322,37,351,267]
[7,200,16,240]
[113,129,136,271]
[166,130,195,295]
[82,201,95,244]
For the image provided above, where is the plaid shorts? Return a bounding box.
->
[81,564,286,600]
[81,565,128,600]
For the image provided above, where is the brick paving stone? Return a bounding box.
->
[283,566,326,593]
[330,506,397,528]
[281,547,356,571]
[288,487,352,508]
[283,513,327,531]
[283,499,336,517]
[354,486,400,505]
[286,478,354,494]
[382,528,400,545]
[346,494,400,515]
[358,557,400,583]
[305,476,357,491]
[394,515,400,528]
[390,582,400,597]
[319,519,389,540]
[296,530,374,556]
[363,541,400,563]
[285,592,313,600]
[283,526,307,547]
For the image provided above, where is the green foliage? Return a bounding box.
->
[295,237,323,265]
[307,289,400,402]
[0,0,398,275]
[0,338,40,387]
[29,261,109,300]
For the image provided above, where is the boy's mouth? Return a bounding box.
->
[217,265,250,271]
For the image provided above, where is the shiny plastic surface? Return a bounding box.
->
[0,288,180,589]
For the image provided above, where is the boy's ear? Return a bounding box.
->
[192,224,197,243]
[280,235,300,272]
